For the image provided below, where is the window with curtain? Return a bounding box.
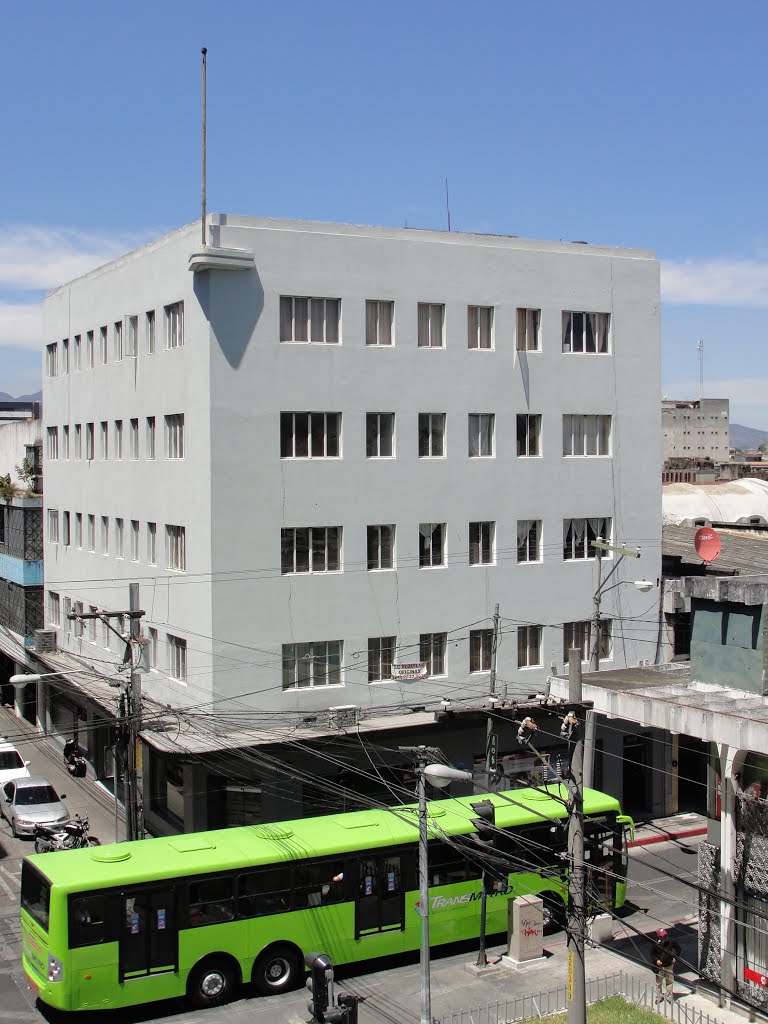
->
[368,636,396,682]
[562,311,610,354]
[367,524,395,570]
[517,414,541,457]
[420,632,447,676]
[469,521,494,565]
[563,415,611,456]
[280,296,340,343]
[418,413,445,457]
[468,414,494,457]
[282,641,342,689]
[418,303,444,347]
[562,518,611,560]
[419,523,445,567]
[516,308,541,351]
[563,620,612,663]
[468,306,493,349]
[469,629,493,672]
[366,300,393,346]
[517,520,541,563]
[517,625,542,668]
[366,413,395,457]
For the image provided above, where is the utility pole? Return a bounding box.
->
[566,653,586,1024]
[127,582,144,840]
[485,603,500,788]
[590,540,603,673]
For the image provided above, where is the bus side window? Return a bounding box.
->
[295,861,346,907]
[69,895,108,947]
[237,867,292,918]
[187,878,235,927]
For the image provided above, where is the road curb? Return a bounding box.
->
[629,825,708,848]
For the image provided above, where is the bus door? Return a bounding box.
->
[355,854,404,938]
[119,888,178,981]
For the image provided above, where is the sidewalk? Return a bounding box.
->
[629,811,708,848]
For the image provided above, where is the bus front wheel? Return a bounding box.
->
[252,944,302,996]
[542,895,566,934]
[187,956,239,1008]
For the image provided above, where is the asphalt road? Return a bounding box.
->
[0,712,704,1023]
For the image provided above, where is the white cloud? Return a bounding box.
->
[0,225,154,291]
[662,258,768,308]
[0,302,42,350]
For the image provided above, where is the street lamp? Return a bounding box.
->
[590,537,653,671]
[400,750,472,1024]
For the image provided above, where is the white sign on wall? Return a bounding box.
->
[391,663,428,680]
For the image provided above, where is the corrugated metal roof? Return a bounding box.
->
[663,524,768,575]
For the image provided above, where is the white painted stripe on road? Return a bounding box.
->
[0,874,14,899]
[0,864,21,883]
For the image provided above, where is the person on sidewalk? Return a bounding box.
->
[650,927,681,1004]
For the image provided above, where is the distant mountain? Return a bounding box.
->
[731,423,768,449]
[0,390,41,403]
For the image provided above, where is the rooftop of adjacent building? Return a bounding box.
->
[663,477,768,527]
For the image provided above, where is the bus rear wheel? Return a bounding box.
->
[252,944,301,996]
[187,956,238,1008]
[542,895,566,935]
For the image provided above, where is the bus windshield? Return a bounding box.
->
[21,861,51,930]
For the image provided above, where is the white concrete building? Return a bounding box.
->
[40,216,661,788]
[662,397,730,464]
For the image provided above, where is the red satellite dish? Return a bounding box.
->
[694,527,721,563]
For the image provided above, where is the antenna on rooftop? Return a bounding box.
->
[697,338,704,400]
[445,178,452,232]
[201,47,207,247]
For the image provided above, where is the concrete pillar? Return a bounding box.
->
[669,733,679,815]
[12,683,25,719]
[719,743,743,1008]
[183,763,209,833]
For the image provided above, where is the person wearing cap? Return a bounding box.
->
[649,928,681,1003]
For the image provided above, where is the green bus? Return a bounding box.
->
[20,783,633,1012]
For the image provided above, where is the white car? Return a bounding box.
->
[0,739,31,786]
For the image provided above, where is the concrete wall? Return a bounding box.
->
[662,398,730,463]
[0,418,41,477]
[43,216,661,716]
[690,597,767,693]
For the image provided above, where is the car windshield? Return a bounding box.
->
[16,786,58,805]
[0,751,23,770]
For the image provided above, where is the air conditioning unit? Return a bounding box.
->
[34,629,58,654]
[328,705,358,729]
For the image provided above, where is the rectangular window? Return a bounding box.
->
[114,420,123,460]
[563,517,611,561]
[48,591,60,627]
[469,628,493,672]
[87,514,95,552]
[146,310,156,353]
[130,520,140,561]
[282,640,342,689]
[88,605,98,643]
[518,625,542,668]
[130,418,139,460]
[100,326,108,364]
[280,527,341,574]
[87,330,94,368]
[367,524,395,571]
[62,511,70,547]
[165,302,184,348]
[563,620,612,663]
[280,296,340,343]
[75,512,83,549]
[47,509,59,544]
[100,516,109,555]
[74,424,82,460]
[146,417,156,460]
[365,300,393,346]
[165,414,184,459]
[562,311,610,354]
[148,627,158,669]
[468,413,494,457]
[517,520,541,563]
[46,427,59,460]
[147,522,157,564]
[99,421,108,460]
[62,425,70,460]
[368,636,395,683]
[516,414,542,457]
[469,521,494,565]
[166,524,186,571]
[417,303,444,347]
[126,315,138,357]
[562,414,612,457]
[46,343,58,378]
[113,320,123,360]
[517,308,541,351]
[115,518,124,558]
[468,306,493,349]
[366,413,395,457]
[418,413,445,457]
[419,523,445,568]
[62,339,70,374]
[168,634,187,681]
[74,335,82,370]
[280,412,341,458]
[86,422,94,460]
[420,632,447,676]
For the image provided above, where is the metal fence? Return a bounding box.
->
[438,969,725,1024]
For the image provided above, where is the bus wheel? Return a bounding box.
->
[187,956,238,1008]
[542,895,566,934]
[252,944,301,996]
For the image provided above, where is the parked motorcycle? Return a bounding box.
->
[63,739,87,778]
[33,813,100,853]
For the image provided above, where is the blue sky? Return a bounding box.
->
[2,2,767,423]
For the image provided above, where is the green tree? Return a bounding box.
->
[0,473,18,503]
